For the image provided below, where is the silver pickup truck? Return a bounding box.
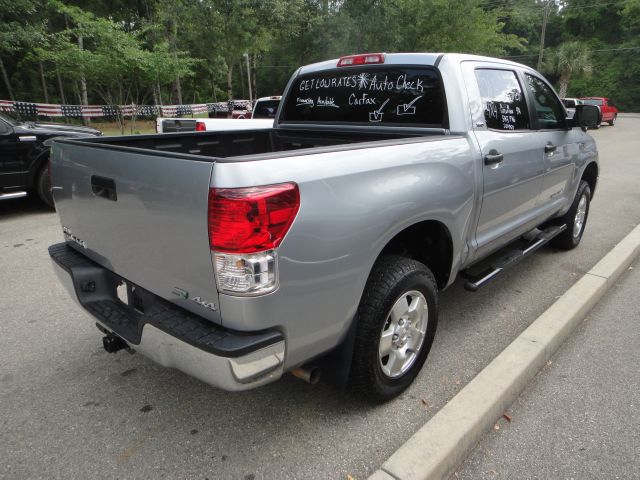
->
[49,53,601,402]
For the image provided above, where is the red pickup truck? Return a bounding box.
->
[580,97,618,127]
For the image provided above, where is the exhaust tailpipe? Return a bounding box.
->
[291,366,321,385]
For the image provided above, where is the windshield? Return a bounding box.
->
[582,99,603,106]
[280,66,446,127]
[253,100,280,118]
[0,112,20,126]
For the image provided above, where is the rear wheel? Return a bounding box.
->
[349,255,438,402]
[550,180,591,250]
[36,164,54,209]
[608,114,616,126]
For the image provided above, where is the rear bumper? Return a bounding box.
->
[49,242,285,391]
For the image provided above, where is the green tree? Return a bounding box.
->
[558,0,640,110]
[0,0,45,100]
[545,40,592,98]
[383,0,526,56]
[47,1,197,129]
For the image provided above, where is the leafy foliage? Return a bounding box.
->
[0,0,638,110]
[544,40,593,98]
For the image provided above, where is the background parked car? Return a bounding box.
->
[562,98,583,119]
[0,113,101,207]
[580,97,618,127]
[251,96,282,119]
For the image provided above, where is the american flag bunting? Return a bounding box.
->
[0,100,231,118]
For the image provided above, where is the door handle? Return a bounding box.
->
[544,143,557,153]
[484,150,504,166]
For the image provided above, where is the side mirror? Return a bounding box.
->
[569,104,602,131]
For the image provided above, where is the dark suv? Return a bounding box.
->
[0,113,101,207]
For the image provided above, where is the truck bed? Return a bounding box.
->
[51,126,447,328]
[67,128,431,161]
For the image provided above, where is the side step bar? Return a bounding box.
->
[0,191,27,201]
[462,224,567,292]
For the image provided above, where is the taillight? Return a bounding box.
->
[208,183,300,295]
[337,53,385,67]
[195,121,206,131]
[208,183,299,253]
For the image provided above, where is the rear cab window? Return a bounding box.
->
[280,66,446,127]
[253,100,280,119]
[582,99,604,106]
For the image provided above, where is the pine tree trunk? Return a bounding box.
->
[77,35,90,125]
[226,63,234,101]
[169,15,182,105]
[537,1,551,71]
[152,83,159,106]
[173,76,182,104]
[239,60,246,99]
[56,67,66,104]
[79,74,88,106]
[251,54,257,99]
[73,81,82,105]
[39,61,49,103]
[0,56,15,101]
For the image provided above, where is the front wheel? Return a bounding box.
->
[608,114,616,126]
[349,255,438,402]
[550,180,591,250]
[36,164,54,209]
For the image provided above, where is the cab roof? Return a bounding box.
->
[297,52,530,76]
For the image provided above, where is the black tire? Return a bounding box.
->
[608,114,616,126]
[36,164,54,209]
[349,255,438,402]
[550,180,591,250]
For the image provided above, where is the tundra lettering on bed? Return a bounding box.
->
[49,53,601,402]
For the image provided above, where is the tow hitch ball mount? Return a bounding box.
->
[102,332,130,354]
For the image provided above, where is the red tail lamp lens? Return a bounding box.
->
[208,183,300,253]
[195,121,206,131]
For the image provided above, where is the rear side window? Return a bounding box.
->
[280,67,446,127]
[525,74,566,129]
[582,98,603,106]
[253,100,280,119]
[475,69,529,131]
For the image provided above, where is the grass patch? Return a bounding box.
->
[37,112,209,136]
[93,120,157,136]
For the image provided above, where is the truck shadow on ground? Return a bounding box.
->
[0,196,53,220]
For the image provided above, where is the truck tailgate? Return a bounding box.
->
[51,140,221,324]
